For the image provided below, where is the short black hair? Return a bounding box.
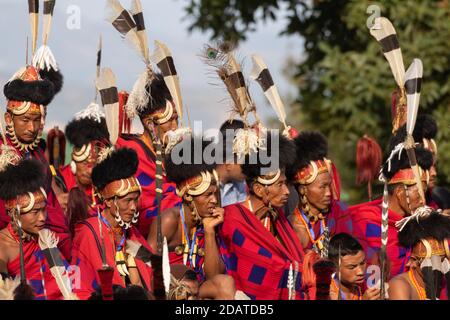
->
[328,233,363,261]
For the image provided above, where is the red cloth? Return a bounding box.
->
[116,135,181,238]
[71,215,154,300]
[346,199,409,279]
[6,224,67,300]
[0,137,71,260]
[219,204,305,300]
[168,226,206,282]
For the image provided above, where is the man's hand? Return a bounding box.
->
[202,207,224,234]
[362,287,381,300]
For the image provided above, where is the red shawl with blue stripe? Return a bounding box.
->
[219,204,305,300]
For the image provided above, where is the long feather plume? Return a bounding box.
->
[250,54,288,132]
[94,35,102,101]
[201,42,253,125]
[42,0,56,46]
[106,0,148,64]
[38,229,77,300]
[129,0,150,63]
[403,58,426,203]
[28,0,39,56]
[96,68,119,144]
[370,17,405,88]
[162,237,171,297]
[152,40,184,124]
[405,58,423,136]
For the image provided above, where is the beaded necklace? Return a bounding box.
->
[294,207,326,252]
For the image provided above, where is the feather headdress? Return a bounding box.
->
[96,68,119,145]
[38,228,77,300]
[106,0,154,119]
[250,54,291,137]
[370,17,406,133]
[201,41,258,126]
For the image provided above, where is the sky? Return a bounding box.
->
[0,0,303,133]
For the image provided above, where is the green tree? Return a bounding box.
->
[183,0,450,203]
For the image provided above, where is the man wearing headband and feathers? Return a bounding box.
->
[71,148,154,300]
[54,105,110,216]
[115,74,181,239]
[148,135,227,283]
[219,130,305,300]
[287,131,347,258]
[389,114,441,209]
[0,155,75,300]
[389,207,450,300]
[0,59,71,260]
[348,143,433,279]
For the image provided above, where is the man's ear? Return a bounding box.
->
[253,182,265,199]
[4,112,12,125]
[104,198,113,208]
[393,185,403,202]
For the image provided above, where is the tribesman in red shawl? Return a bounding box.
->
[147,135,227,283]
[348,145,433,280]
[0,60,70,259]
[0,1,70,258]
[388,114,441,209]
[287,131,347,258]
[0,153,76,300]
[219,130,305,300]
[106,1,183,238]
[54,104,110,218]
[71,147,154,300]
[389,206,450,300]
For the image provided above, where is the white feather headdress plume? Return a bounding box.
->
[201,41,255,125]
[403,58,426,203]
[370,17,405,88]
[250,54,290,136]
[152,40,184,124]
[129,0,150,63]
[38,229,77,300]
[96,68,119,144]
[28,0,39,56]
[163,237,171,297]
[106,0,149,64]
[42,0,56,46]
[32,0,58,71]
[405,58,423,136]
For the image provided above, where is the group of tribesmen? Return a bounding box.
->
[0,1,449,301]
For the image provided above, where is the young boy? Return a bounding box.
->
[328,233,381,300]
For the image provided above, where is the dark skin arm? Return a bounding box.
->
[147,207,179,252]
[388,275,411,300]
[202,207,226,279]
